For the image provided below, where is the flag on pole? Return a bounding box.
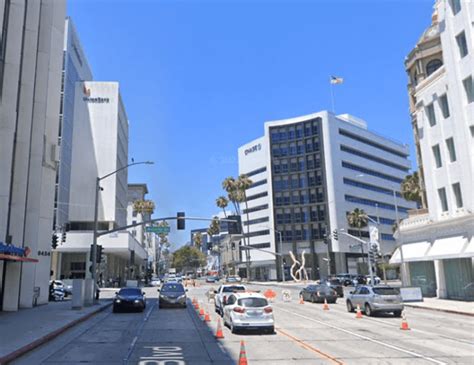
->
[330,76,344,84]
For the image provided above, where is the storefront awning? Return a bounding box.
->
[390,241,431,264]
[0,253,38,262]
[426,236,469,260]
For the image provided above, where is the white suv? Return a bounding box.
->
[222,292,274,334]
[214,284,246,316]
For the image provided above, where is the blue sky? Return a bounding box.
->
[68,0,434,247]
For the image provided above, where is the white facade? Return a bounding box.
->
[69,81,128,227]
[0,0,66,311]
[239,111,416,280]
[238,137,277,280]
[395,0,474,301]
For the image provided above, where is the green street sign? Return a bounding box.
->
[146,226,170,234]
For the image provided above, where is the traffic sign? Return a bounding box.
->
[145,226,170,234]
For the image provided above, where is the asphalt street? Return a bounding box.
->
[13,283,474,364]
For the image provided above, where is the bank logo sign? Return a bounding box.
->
[244,143,262,155]
[82,83,110,104]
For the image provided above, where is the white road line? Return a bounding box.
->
[276,306,448,365]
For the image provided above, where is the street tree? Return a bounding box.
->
[132,199,155,215]
[171,246,206,272]
[193,232,203,250]
[401,172,423,207]
[216,196,229,218]
[346,208,369,265]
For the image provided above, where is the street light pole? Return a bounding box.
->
[91,161,153,301]
[276,230,285,282]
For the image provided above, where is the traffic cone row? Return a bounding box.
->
[238,340,248,365]
[199,307,205,318]
[323,298,329,311]
[204,312,211,322]
[355,304,363,319]
[215,318,224,339]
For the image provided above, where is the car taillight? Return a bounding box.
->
[233,306,245,313]
[223,295,227,304]
[264,307,273,313]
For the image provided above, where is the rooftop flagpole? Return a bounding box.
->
[329,75,344,114]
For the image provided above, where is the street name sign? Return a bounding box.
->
[146,226,170,234]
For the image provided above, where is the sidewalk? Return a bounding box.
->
[249,280,474,316]
[0,294,114,365]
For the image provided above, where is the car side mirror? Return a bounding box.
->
[157,289,160,292]
[214,290,218,294]
[115,292,118,295]
[142,292,146,295]
[185,289,188,292]
[350,291,354,294]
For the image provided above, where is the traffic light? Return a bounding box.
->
[323,235,329,245]
[368,248,376,264]
[96,245,103,263]
[231,242,236,250]
[61,231,66,244]
[332,229,338,241]
[177,212,185,230]
[52,234,58,249]
[227,215,242,234]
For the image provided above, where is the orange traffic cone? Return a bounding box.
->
[299,295,304,304]
[400,312,410,330]
[204,312,211,322]
[194,301,199,310]
[199,307,205,317]
[323,298,329,310]
[215,318,224,339]
[355,304,363,319]
[238,340,248,365]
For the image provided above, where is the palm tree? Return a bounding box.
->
[133,199,155,215]
[236,174,253,280]
[193,232,203,250]
[401,172,422,207]
[346,208,369,265]
[216,196,229,218]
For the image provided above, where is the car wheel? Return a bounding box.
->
[393,310,402,318]
[230,320,237,334]
[364,303,373,317]
[346,300,354,312]
[311,295,316,303]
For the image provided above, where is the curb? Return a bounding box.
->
[404,303,474,317]
[0,301,113,365]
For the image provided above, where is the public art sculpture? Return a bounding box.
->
[288,250,309,282]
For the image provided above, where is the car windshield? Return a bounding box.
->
[118,288,141,296]
[238,297,268,307]
[223,286,245,293]
[161,284,184,293]
[315,286,333,294]
[373,287,400,295]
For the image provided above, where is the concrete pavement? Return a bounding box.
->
[11,283,474,364]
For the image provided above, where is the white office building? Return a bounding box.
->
[239,111,416,281]
[52,82,147,284]
[394,0,474,301]
[0,0,66,311]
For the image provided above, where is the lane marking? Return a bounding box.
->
[123,299,157,364]
[276,327,344,364]
[276,306,448,365]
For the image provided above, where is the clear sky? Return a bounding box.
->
[68,0,434,247]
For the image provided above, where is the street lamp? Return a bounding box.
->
[91,161,154,298]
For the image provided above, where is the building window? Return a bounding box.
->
[452,183,463,208]
[341,161,403,183]
[438,188,448,212]
[450,0,461,15]
[426,59,443,76]
[463,76,473,103]
[132,210,137,217]
[426,103,436,126]
[471,126,474,138]
[456,31,468,58]
[338,129,408,158]
[242,204,268,214]
[432,144,442,168]
[439,94,450,118]
[340,145,409,172]
[445,138,456,162]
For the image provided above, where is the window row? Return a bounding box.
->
[275,224,327,242]
[271,139,320,157]
[345,195,409,213]
[243,216,270,226]
[244,167,267,177]
[340,145,409,172]
[249,179,267,189]
[275,206,326,224]
[432,137,457,168]
[246,191,268,201]
[347,229,394,242]
[273,154,322,174]
[343,178,402,198]
[438,182,463,212]
[425,94,450,127]
[342,161,403,184]
[270,119,321,142]
[242,204,268,214]
[273,172,323,191]
[274,189,325,206]
[338,129,408,158]
[244,229,270,238]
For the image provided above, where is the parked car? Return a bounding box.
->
[50,280,72,297]
[346,285,403,317]
[299,284,338,304]
[222,291,274,334]
[150,278,161,287]
[322,279,344,298]
[365,275,382,285]
[158,283,187,308]
[113,287,146,313]
[214,284,246,316]
[352,275,367,286]
[225,275,242,283]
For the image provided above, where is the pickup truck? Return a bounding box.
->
[214,284,246,316]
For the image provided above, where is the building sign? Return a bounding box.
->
[244,143,262,155]
[82,83,110,103]
[0,242,31,257]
